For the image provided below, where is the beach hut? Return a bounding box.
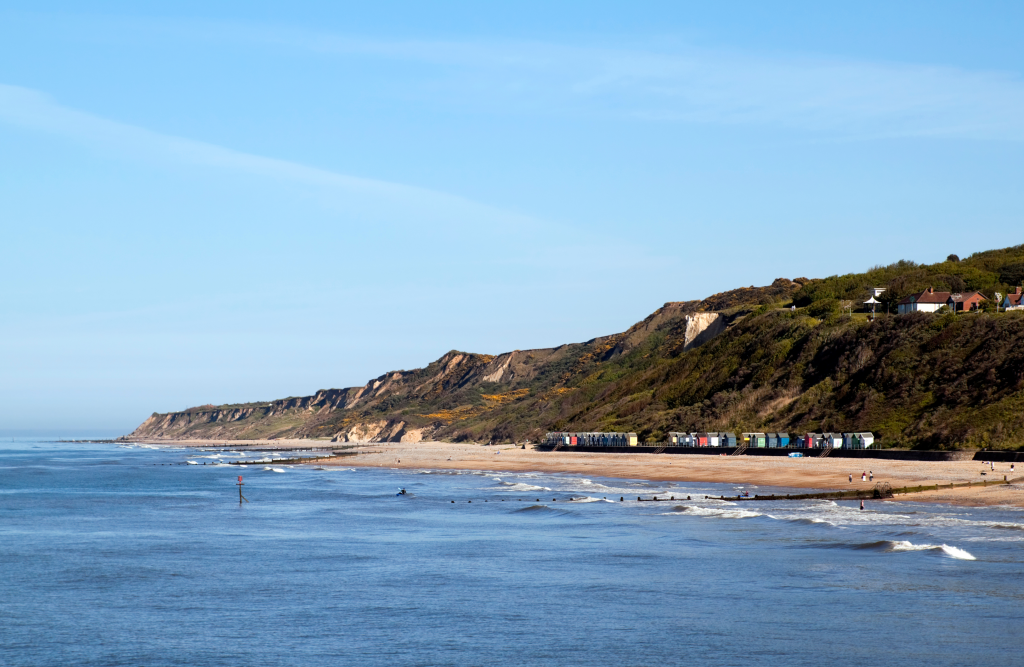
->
[669,432,693,446]
[857,432,875,449]
[708,432,720,447]
[842,433,856,449]
[804,433,819,448]
[721,432,736,447]
[751,432,767,447]
[823,433,843,448]
[626,433,638,446]
[778,433,790,447]
[766,433,778,448]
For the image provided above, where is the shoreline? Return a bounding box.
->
[125,438,1024,507]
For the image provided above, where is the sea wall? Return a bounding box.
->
[537,445,1005,462]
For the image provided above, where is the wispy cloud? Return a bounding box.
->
[0,82,673,269]
[0,83,535,232]
[17,14,1024,140]
[170,23,1024,141]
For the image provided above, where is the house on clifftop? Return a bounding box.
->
[948,291,986,313]
[897,287,988,314]
[897,287,951,314]
[1001,287,1024,310]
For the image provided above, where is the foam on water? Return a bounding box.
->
[864,540,978,560]
[666,504,762,519]
[4,438,1024,667]
[496,482,551,492]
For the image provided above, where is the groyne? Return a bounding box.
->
[225,451,359,465]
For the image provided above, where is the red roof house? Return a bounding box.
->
[897,287,951,314]
[1002,287,1024,310]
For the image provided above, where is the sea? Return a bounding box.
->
[1,437,1022,667]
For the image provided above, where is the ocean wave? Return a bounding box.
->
[989,523,1024,531]
[498,482,552,492]
[512,504,572,515]
[263,467,285,473]
[666,505,762,520]
[567,496,614,503]
[572,479,616,491]
[852,540,976,560]
[768,516,837,527]
[514,504,553,512]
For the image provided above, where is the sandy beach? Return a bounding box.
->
[137,438,1024,507]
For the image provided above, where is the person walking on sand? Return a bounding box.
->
[849,474,853,483]
[869,471,873,482]
[861,471,866,482]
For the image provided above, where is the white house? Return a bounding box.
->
[897,287,951,314]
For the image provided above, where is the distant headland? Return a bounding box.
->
[124,244,1024,451]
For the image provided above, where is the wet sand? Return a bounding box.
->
[134,438,1024,507]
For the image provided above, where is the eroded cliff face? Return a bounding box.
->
[124,301,734,443]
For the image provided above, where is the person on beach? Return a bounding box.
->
[861,471,866,481]
[869,471,873,481]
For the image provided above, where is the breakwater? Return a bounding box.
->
[225,451,358,465]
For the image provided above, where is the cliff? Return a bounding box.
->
[126,244,1024,449]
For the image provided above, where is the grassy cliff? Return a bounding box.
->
[126,245,1024,449]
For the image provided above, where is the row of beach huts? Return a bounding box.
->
[544,431,875,449]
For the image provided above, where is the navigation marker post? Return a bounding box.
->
[237,476,248,504]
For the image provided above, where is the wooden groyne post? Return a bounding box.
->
[237,476,248,504]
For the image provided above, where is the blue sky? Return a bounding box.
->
[2,1,1023,433]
